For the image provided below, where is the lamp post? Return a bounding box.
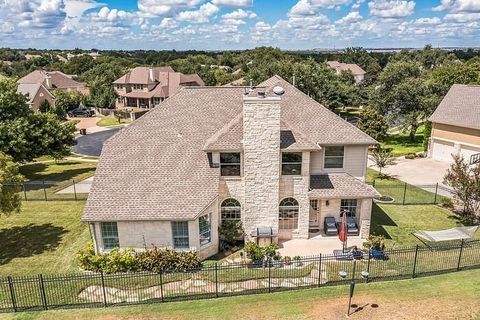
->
[338,263,369,317]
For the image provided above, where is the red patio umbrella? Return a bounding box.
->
[339,213,347,253]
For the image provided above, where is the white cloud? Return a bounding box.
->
[159,17,178,28]
[211,0,252,7]
[137,0,202,16]
[0,21,14,33]
[177,2,219,23]
[336,11,363,24]
[444,12,480,22]
[434,0,480,12]
[222,9,256,19]
[17,0,67,29]
[289,0,351,16]
[413,17,441,25]
[368,0,415,18]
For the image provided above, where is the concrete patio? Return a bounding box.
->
[278,233,364,257]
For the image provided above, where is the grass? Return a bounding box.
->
[0,201,89,276]
[381,124,425,157]
[96,115,131,127]
[17,161,96,201]
[1,269,478,319]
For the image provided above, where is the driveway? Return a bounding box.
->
[368,157,453,196]
[72,128,121,157]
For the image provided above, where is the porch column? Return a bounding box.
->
[136,98,140,108]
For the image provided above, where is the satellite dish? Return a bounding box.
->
[273,86,285,95]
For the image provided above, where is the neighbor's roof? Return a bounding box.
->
[83,75,376,222]
[327,61,366,75]
[113,66,175,84]
[18,70,85,89]
[429,84,480,130]
[309,174,380,199]
[17,83,53,104]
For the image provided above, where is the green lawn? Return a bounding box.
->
[2,269,478,320]
[0,201,89,276]
[381,125,425,157]
[18,161,96,201]
[96,115,131,127]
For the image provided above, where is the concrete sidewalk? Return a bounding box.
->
[56,176,94,194]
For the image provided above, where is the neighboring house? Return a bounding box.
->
[327,61,366,84]
[428,84,480,164]
[113,66,204,109]
[17,83,55,112]
[18,70,88,94]
[83,75,379,259]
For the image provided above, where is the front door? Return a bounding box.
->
[309,199,319,227]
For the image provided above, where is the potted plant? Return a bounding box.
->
[283,256,292,266]
[293,256,303,267]
[363,235,386,260]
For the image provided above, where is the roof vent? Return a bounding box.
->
[273,86,285,96]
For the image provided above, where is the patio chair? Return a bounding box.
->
[324,217,338,236]
[346,217,359,236]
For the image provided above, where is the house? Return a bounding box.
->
[327,61,366,84]
[113,66,204,109]
[17,83,55,112]
[83,75,379,259]
[18,70,88,94]
[428,84,480,164]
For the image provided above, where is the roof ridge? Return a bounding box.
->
[203,113,243,151]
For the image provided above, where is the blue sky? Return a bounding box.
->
[1,0,480,50]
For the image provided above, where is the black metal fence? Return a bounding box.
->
[2,180,91,201]
[368,181,454,205]
[1,241,479,313]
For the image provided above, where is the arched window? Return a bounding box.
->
[221,198,241,224]
[279,198,299,230]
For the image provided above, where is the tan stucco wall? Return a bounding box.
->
[432,123,480,146]
[30,86,54,112]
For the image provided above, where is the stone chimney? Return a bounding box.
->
[149,67,154,82]
[242,89,282,240]
[45,74,52,89]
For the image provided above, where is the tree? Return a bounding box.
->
[369,147,395,178]
[357,109,389,141]
[53,90,83,116]
[0,152,24,215]
[423,121,432,152]
[39,100,52,113]
[0,83,76,162]
[444,155,480,223]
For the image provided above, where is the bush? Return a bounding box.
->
[440,197,454,209]
[76,243,201,274]
[363,235,386,250]
[219,220,244,248]
[405,153,416,159]
[243,242,264,261]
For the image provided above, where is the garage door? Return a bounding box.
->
[432,140,456,162]
[460,145,480,164]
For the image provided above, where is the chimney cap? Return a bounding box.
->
[273,86,285,96]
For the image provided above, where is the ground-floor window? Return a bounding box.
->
[172,221,189,249]
[220,198,241,223]
[340,199,358,217]
[101,222,119,250]
[279,197,299,230]
[199,214,211,246]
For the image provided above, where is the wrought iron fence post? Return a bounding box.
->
[268,259,271,293]
[42,179,47,201]
[73,180,77,201]
[23,182,27,201]
[402,182,407,205]
[372,180,376,187]
[317,254,322,288]
[412,245,419,278]
[434,183,439,204]
[100,271,107,307]
[215,263,219,298]
[457,239,465,271]
[38,274,48,310]
[352,260,357,281]
[159,271,164,303]
[367,249,371,276]
[7,276,17,312]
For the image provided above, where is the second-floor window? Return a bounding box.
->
[324,146,344,169]
[282,152,302,175]
[133,84,144,90]
[220,153,241,176]
[115,84,124,89]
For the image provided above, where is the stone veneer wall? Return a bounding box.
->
[242,96,281,240]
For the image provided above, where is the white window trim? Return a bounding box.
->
[323,146,345,170]
[199,214,212,247]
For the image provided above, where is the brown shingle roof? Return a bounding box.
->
[18,70,85,89]
[309,174,380,199]
[429,84,480,130]
[327,61,366,75]
[17,83,53,104]
[83,76,376,222]
[113,66,176,84]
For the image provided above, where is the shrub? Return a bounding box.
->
[357,109,389,141]
[76,243,201,274]
[363,235,386,250]
[405,153,416,159]
[263,243,279,259]
[440,197,454,209]
[243,242,264,261]
[219,220,244,247]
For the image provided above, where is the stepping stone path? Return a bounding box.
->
[78,264,330,303]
